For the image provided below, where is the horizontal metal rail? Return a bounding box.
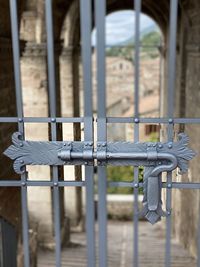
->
[107,117,200,124]
[0,117,84,123]
[1,117,200,124]
[0,181,200,189]
[0,180,85,187]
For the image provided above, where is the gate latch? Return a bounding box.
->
[4,132,196,224]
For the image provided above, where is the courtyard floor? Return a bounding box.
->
[38,221,196,267]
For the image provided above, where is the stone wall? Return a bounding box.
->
[172,1,200,258]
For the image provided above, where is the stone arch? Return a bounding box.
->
[54,0,170,45]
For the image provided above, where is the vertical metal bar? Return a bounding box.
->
[165,172,172,267]
[85,165,95,266]
[159,40,163,118]
[165,1,178,267]
[95,0,107,266]
[21,176,30,266]
[45,1,61,266]
[9,1,30,266]
[80,0,96,266]
[167,0,178,119]
[198,214,200,267]
[133,166,139,267]
[134,0,141,120]
[133,1,141,267]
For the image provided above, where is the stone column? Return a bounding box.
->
[60,46,83,227]
[21,42,69,248]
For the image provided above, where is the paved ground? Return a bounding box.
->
[38,221,196,267]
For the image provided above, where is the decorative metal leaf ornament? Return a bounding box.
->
[4,132,196,224]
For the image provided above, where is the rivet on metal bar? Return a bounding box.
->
[83,142,94,165]
[83,142,93,159]
[58,142,72,161]
[96,142,107,165]
[147,144,158,161]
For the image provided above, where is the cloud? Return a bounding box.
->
[92,10,157,46]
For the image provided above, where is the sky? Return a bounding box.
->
[92,10,158,46]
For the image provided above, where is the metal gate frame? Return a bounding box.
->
[1,0,200,267]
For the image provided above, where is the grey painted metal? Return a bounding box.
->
[107,117,200,124]
[198,214,200,267]
[2,117,200,124]
[0,180,85,187]
[2,179,200,190]
[95,0,107,265]
[3,116,200,124]
[45,1,61,266]
[80,0,96,265]
[4,132,194,170]
[4,132,195,224]
[3,0,200,266]
[0,218,17,267]
[165,0,178,266]
[133,0,141,265]
[167,0,178,118]
[9,0,30,266]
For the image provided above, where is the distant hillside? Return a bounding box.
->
[106,30,161,60]
[115,24,159,46]
[141,31,161,46]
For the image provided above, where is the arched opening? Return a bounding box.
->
[92,10,163,143]
[1,0,200,266]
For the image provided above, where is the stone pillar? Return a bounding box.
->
[21,42,69,248]
[60,46,83,227]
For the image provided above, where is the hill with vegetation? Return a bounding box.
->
[106,30,161,61]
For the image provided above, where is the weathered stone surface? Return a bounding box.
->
[38,221,196,267]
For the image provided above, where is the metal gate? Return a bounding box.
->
[1,0,200,266]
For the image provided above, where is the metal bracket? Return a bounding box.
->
[83,142,94,165]
[58,142,72,162]
[97,142,107,166]
[4,132,196,224]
